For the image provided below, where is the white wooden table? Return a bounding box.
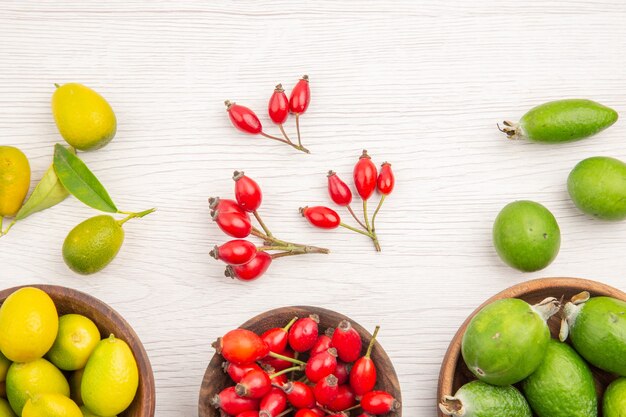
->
[2,1,626,415]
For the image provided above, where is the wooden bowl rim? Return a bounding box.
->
[0,284,156,417]
[199,305,402,417]
[437,277,626,416]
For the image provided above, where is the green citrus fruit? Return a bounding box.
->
[81,335,138,416]
[0,398,15,417]
[62,215,125,275]
[22,393,81,417]
[492,200,561,272]
[5,358,69,415]
[568,156,626,221]
[0,146,30,218]
[48,314,101,371]
[52,83,117,151]
[0,287,58,362]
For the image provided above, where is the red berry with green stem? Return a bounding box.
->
[328,171,368,230]
[209,197,248,217]
[268,84,292,145]
[211,386,260,415]
[214,328,269,365]
[314,374,339,406]
[288,315,320,352]
[261,316,298,353]
[236,369,272,398]
[310,333,332,357]
[211,240,257,265]
[300,206,340,229]
[334,361,350,385]
[329,384,357,412]
[354,150,378,201]
[331,320,362,363]
[234,171,273,237]
[349,325,380,395]
[214,210,252,238]
[289,75,310,149]
[225,100,308,153]
[226,251,272,281]
[282,381,315,409]
[223,361,264,383]
[305,347,338,382]
[361,391,400,414]
[259,387,287,417]
[261,347,296,371]
[372,162,394,234]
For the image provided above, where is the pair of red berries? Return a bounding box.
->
[300,150,395,252]
[210,171,328,281]
[211,317,400,417]
[226,75,311,154]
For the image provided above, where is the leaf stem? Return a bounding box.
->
[253,210,272,237]
[117,208,156,225]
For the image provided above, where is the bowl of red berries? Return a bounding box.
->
[198,306,401,417]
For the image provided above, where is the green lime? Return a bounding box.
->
[439,380,531,417]
[81,335,138,416]
[22,393,81,417]
[52,83,117,151]
[522,339,596,417]
[461,297,558,386]
[48,314,101,371]
[568,156,626,221]
[604,377,626,417]
[493,200,560,272]
[5,358,69,415]
[62,215,124,275]
[0,398,16,417]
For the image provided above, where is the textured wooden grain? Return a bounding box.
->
[0,285,155,417]
[1,1,626,415]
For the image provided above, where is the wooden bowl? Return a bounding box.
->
[0,284,155,417]
[437,277,626,417]
[199,306,402,417]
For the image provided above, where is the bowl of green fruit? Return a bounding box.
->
[438,277,626,417]
[0,284,155,417]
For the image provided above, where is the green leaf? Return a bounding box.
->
[53,143,118,213]
[15,159,71,221]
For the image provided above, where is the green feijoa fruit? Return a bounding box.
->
[561,292,626,375]
[522,339,597,417]
[500,99,618,142]
[492,200,561,272]
[604,377,626,417]
[439,380,531,417]
[62,215,124,275]
[568,156,626,221]
[462,297,559,386]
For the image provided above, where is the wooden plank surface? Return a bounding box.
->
[1,1,625,414]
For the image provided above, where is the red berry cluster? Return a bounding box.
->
[211,317,400,417]
[300,151,395,252]
[226,75,311,154]
[210,171,329,281]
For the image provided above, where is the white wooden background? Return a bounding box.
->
[1,1,626,415]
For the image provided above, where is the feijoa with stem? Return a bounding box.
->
[439,380,531,417]
[461,297,559,386]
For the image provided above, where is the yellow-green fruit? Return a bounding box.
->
[62,215,125,275]
[0,146,30,217]
[6,358,69,415]
[22,393,81,417]
[69,369,84,406]
[80,405,114,417]
[0,398,16,417]
[81,335,138,416]
[0,353,10,383]
[52,83,117,151]
[0,287,58,362]
[48,314,101,371]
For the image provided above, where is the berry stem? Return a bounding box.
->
[347,205,368,230]
[363,200,371,231]
[253,210,272,237]
[276,409,293,417]
[252,227,330,254]
[283,316,298,331]
[278,124,292,143]
[340,222,374,237]
[270,365,303,379]
[342,404,362,412]
[260,132,310,154]
[365,325,380,358]
[268,351,306,366]
[371,195,386,232]
[295,113,303,148]
[117,208,157,225]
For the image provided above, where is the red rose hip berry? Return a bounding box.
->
[282,381,315,409]
[327,171,353,206]
[259,387,287,417]
[314,374,339,406]
[211,386,260,415]
[288,315,320,352]
[261,317,298,353]
[305,347,338,382]
[331,320,362,363]
[213,210,252,238]
[225,101,263,134]
[210,240,257,265]
[350,326,380,395]
[300,206,340,229]
[234,171,263,212]
[377,162,395,195]
[289,75,311,114]
[226,251,272,281]
[236,368,272,398]
[268,84,289,125]
[354,150,378,200]
[223,361,264,383]
[214,328,269,365]
[361,391,400,414]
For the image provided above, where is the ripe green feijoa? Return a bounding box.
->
[568,156,626,221]
[560,292,626,376]
[604,377,626,417]
[500,99,618,142]
[521,339,596,417]
[462,297,559,386]
[439,380,531,417]
[492,200,561,272]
